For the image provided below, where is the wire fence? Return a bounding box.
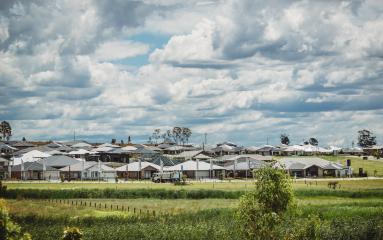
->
[46,199,157,217]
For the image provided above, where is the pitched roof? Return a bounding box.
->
[59,161,95,171]
[225,160,266,170]
[68,149,91,155]
[11,141,36,147]
[150,155,178,166]
[14,146,56,155]
[12,150,52,165]
[174,150,203,159]
[12,162,58,171]
[38,155,80,167]
[215,154,272,162]
[115,161,161,172]
[71,142,93,148]
[97,143,121,148]
[166,160,224,171]
[278,157,344,170]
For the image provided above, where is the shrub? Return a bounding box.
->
[0,199,32,240]
[236,164,295,239]
[62,227,83,240]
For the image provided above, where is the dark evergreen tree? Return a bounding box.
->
[358,129,376,147]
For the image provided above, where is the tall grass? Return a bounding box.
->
[2,187,383,200]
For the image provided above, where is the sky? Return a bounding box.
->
[0,0,382,147]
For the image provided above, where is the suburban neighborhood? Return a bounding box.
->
[0,132,381,181]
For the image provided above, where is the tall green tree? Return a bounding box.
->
[236,164,295,239]
[0,121,12,141]
[172,127,182,144]
[280,134,290,145]
[358,129,376,147]
[181,127,192,145]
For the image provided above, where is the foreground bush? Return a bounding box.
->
[236,165,295,239]
[62,227,83,240]
[0,199,31,240]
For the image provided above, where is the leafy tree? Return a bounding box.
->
[22,137,26,142]
[181,127,192,145]
[236,164,295,239]
[172,127,182,144]
[309,138,318,146]
[111,139,116,144]
[0,121,12,141]
[358,129,376,147]
[161,130,173,143]
[280,134,290,145]
[151,129,161,144]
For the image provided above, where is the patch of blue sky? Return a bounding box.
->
[111,32,170,67]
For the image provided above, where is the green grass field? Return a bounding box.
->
[321,155,383,176]
[3,165,383,239]
[4,178,383,191]
[5,194,383,240]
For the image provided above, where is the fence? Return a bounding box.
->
[46,199,157,217]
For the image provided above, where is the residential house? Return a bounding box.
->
[165,160,225,179]
[11,162,60,180]
[278,157,348,178]
[116,161,161,179]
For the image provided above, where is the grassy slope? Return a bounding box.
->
[321,155,383,176]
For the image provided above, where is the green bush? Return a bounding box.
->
[0,199,32,240]
[236,165,295,239]
[62,227,83,240]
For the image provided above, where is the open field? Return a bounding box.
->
[4,178,383,191]
[3,174,383,239]
[322,155,383,176]
[5,195,383,240]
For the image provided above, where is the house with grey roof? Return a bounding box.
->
[278,157,348,178]
[37,155,80,169]
[116,161,161,179]
[165,160,225,179]
[60,161,116,181]
[11,162,60,180]
[225,160,267,178]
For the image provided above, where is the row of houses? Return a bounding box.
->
[0,139,374,181]
[1,154,350,181]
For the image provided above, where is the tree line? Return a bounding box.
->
[148,127,192,145]
[280,129,377,147]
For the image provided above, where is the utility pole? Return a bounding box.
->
[204,133,207,145]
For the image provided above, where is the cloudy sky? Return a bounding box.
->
[1,0,382,146]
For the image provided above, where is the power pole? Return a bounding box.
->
[204,133,207,145]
